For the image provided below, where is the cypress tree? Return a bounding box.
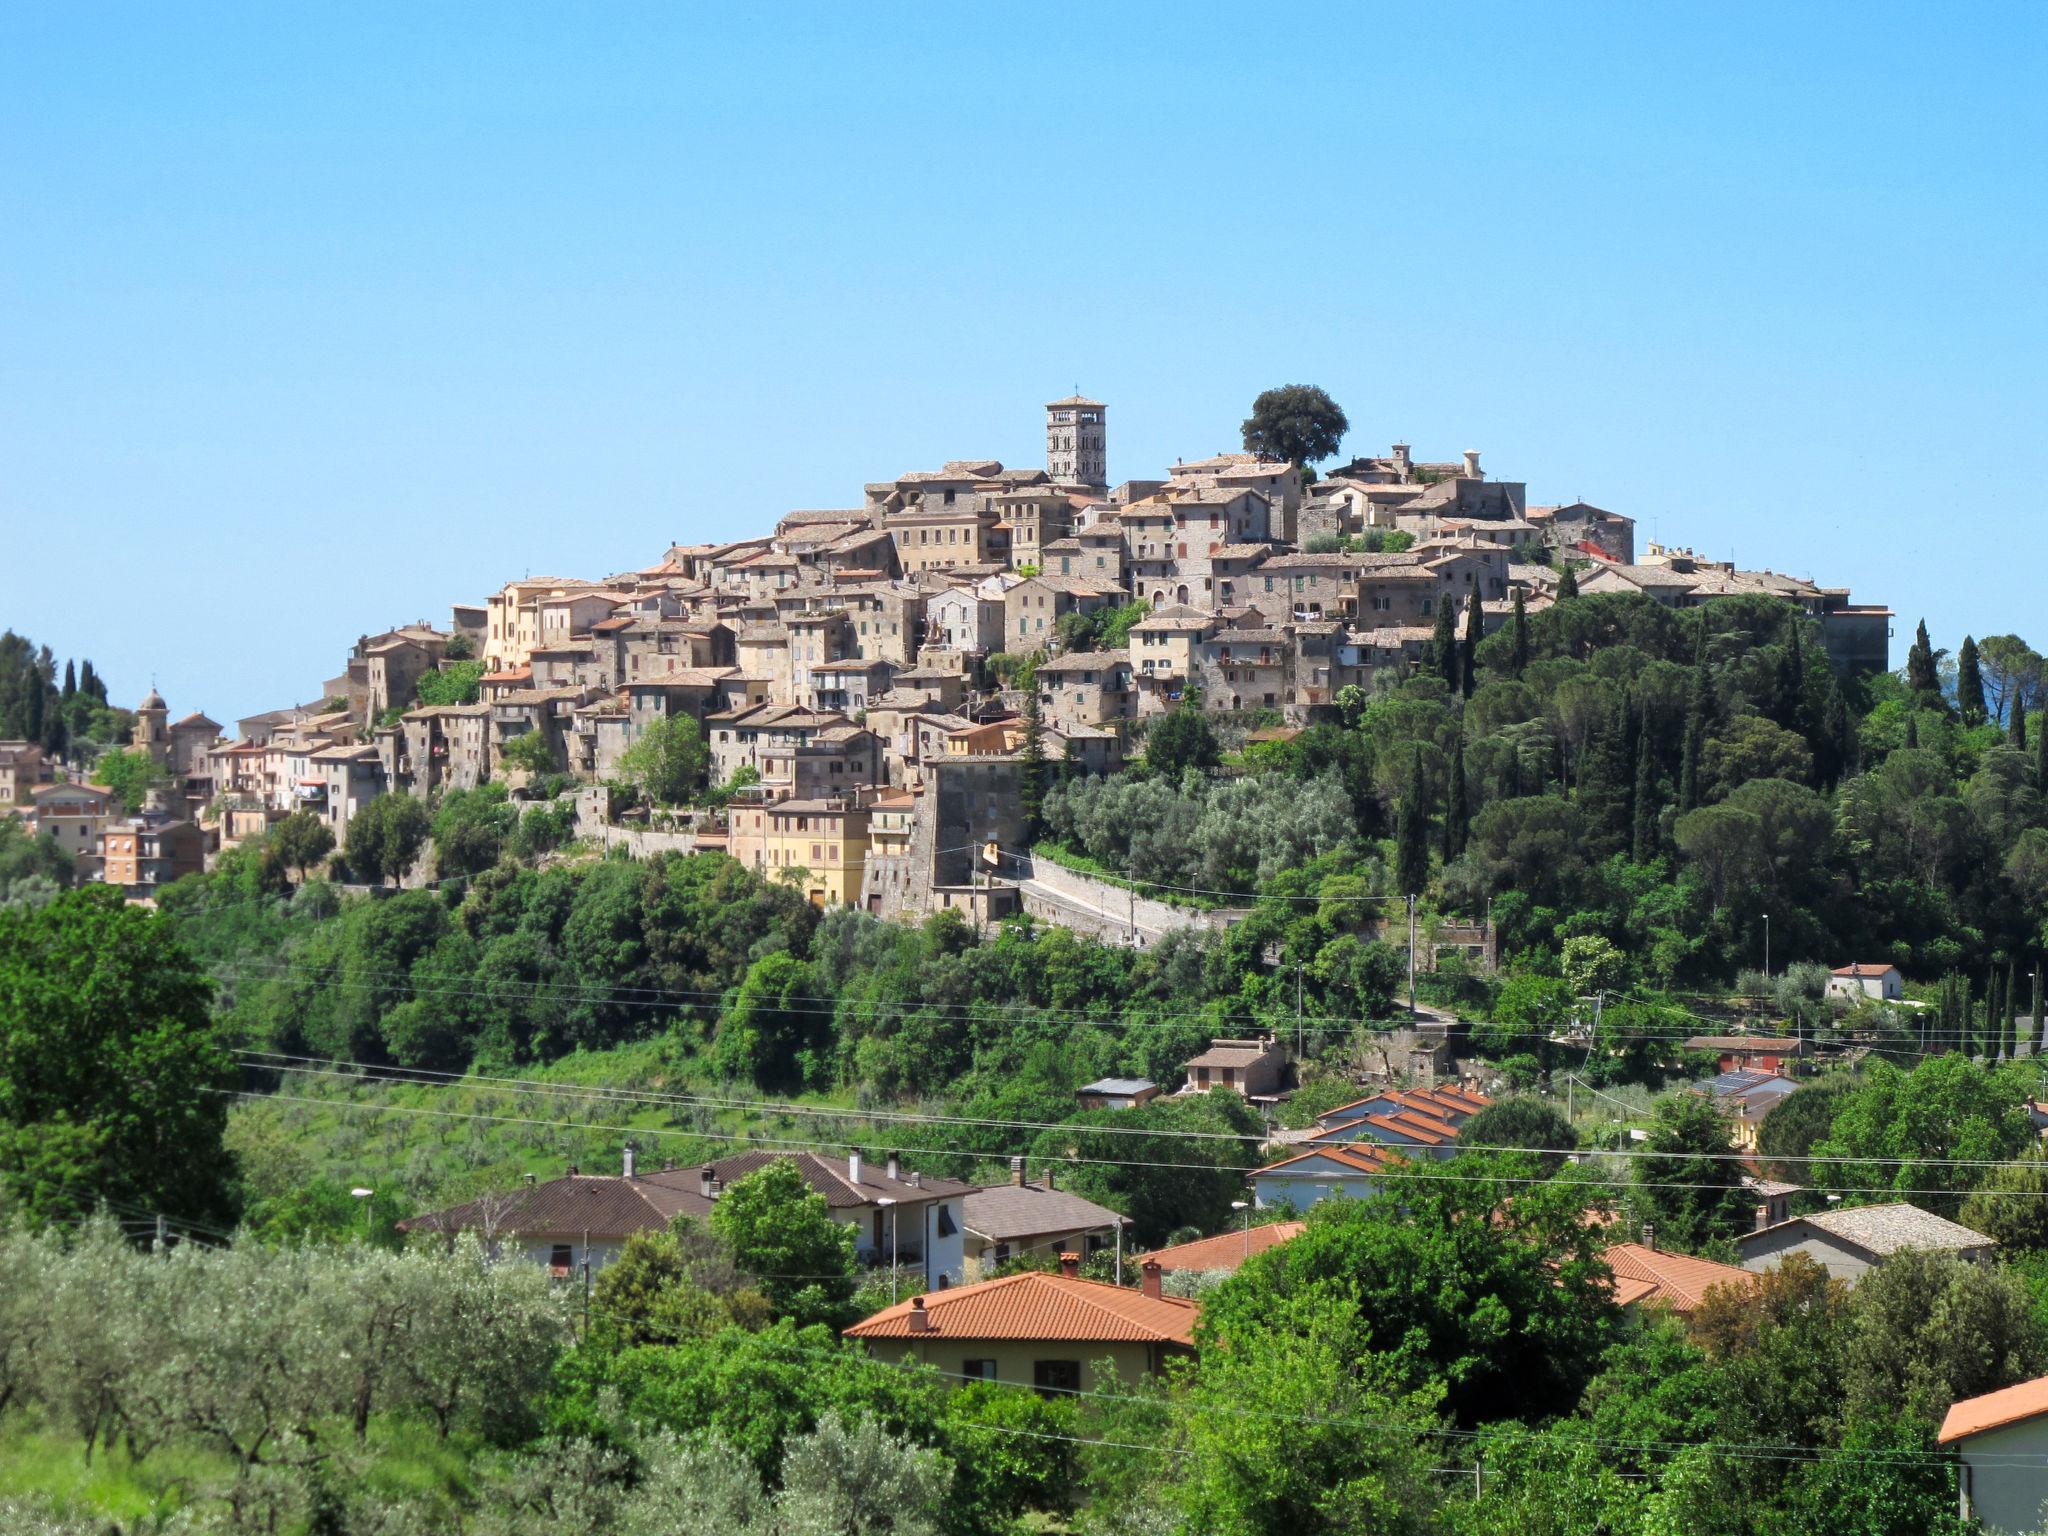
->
[2003,960,2019,1059]
[1461,591,1483,699]
[1556,562,1580,600]
[2014,698,2029,754]
[1445,734,1469,860]
[1509,586,1529,678]
[61,659,75,699]
[1819,686,1853,788]
[1396,748,1431,897]
[1906,713,1920,751]
[1678,670,1708,811]
[1429,600,1460,691]
[1957,636,1988,725]
[1632,720,1659,863]
[1905,619,1943,709]
[2036,704,2047,790]
[1017,690,1046,840]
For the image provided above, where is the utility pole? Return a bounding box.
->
[1763,912,1771,985]
[1128,873,1136,947]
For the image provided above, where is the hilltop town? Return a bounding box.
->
[2,393,1892,920]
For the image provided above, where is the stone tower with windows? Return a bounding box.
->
[1045,395,1107,487]
[134,686,169,766]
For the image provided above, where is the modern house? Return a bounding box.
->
[1826,962,1905,1002]
[1180,1037,1287,1099]
[1737,1202,1993,1284]
[1147,1220,1304,1275]
[1684,1035,1805,1075]
[1698,1070,1800,1151]
[1939,1375,2048,1533]
[961,1161,1125,1274]
[1250,1142,1396,1210]
[401,1147,973,1289]
[1076,1077,1160,1111]
[844,1256,1197,1393]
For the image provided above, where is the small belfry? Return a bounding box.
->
[1045,391,1107,487]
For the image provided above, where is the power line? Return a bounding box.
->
[239,1050,2048,1175]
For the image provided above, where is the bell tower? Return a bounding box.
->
[134,685,169,766]
[1045,394,1107,487]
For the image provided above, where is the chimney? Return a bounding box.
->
[1011,1156,1027,1187]
[1755,1204,1772,1232]
[566,1163,579,1177]
[700,1165,716,1200]
[886,1150,902,1183]
[1058,1252,1081,1279]
[907,1296,930,1333]
[1462,450,1482,480]
[849,1150,864,1186]
[1642,1223,1656,1252]
[1141,1260,1163,1300]
[622,1143,637,1179]
[1045,1164,1057,1191]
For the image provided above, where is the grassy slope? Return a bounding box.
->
[230,1039,889,1216]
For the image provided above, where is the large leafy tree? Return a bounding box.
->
[1029,1088,1264,1245]
[0,886,237,1226]
[708,1159,857,1330]
[1239,384,1348,468]
[1143,705,1218,778]
[618,714,711,806]
[1630,1092,1749,1253]
[1809,1054,2035,1214]
[343,793,430,887]
[268,809,335,883]
[1200,1154,1618,1426]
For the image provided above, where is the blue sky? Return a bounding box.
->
[3,3,2043,722]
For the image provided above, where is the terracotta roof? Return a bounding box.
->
[1685,1036,1802,1052]
[1831,963,1899,978]
[1148,1221,1304,1273]
[1311,1112,1455,1147]
[1254,1143,1396,1178]
[845,1270,1198,1345]
[1602,1242,1758,1315]
[1939,1375,2048,1443]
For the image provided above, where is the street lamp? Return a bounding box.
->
[876,1198,899,1303]
[350,1187,374,1242]
[1231,1199,1250,1258]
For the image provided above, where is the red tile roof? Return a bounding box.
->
[1148,1221,1304,1274]
[1939,1375,2048,1443]
[846,1271,1199,1345]
[1601,1242,1758,1315]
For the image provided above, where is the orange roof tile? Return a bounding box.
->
[1939,1375,2048,1443]
[1148,1221,1305,1274]
[1601,1242,1758,1315]
[845,1270,1199,1345]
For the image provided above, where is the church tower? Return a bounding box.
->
[1045,394,1107,487]
[134,687,169,766]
